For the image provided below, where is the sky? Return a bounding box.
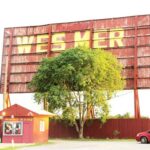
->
[0,0,150,117]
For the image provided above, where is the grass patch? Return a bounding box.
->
[0,147,17,150]
[0,141,54,150]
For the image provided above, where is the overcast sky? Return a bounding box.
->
[0,0,150,116]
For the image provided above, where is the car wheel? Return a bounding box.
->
[140,137,148,144]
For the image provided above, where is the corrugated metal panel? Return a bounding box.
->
[138,79,150,88]
[2,65,39,74]
[118,58,134,67]
[125,79,134,89]
[138,57,150,66]
[1,73,34,83]
[122,68,134,78]
[1,84,31,93]
[1,14,150,93]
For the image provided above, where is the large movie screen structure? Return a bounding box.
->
[1,15,150,118]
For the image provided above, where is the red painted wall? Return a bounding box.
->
[1,117,49,143]
[2,120,33,143]
[49,119,150,139]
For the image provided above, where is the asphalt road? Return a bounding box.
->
[19,139,150,150]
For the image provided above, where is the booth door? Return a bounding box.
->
[23,121,33,143]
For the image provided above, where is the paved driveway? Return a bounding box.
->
[19,139,150,150]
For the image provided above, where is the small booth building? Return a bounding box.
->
[0,104,54,143]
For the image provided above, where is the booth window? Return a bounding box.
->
[40,121,45,132]
[3,121,23,136]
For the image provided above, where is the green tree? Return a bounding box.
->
[29,47,124,138]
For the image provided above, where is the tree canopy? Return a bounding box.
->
[29,47,124,138]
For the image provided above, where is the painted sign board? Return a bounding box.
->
[1,14,150,93]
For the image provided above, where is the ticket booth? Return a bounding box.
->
[0,104,55,143]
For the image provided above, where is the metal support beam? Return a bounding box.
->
[87,22,95,119]
[134,16,140,118]
[3,29,13,109]
[44,25,52,110]
[47,25,52,57]
[89,21,94,48]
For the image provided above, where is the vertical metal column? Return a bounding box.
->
[44,25,52,111]
[87,21,95,119]
[3,29,13,109]
[89,21,94,49]
[134,16,140,118]
[47,25,52,57]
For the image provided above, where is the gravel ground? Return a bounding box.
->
[18,139,150,150]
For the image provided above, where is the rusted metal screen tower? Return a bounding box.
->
[1,15,150,118]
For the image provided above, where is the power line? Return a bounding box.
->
[110,91,133,99]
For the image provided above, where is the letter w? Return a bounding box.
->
[17,36,34,54]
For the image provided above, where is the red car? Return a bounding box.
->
[136,130,150,143]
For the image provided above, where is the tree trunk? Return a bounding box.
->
[78,125,84,139]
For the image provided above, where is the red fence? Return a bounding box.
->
[49,119,150,138]
[0,119,149,139]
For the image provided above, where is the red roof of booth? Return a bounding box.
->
[0,104,55,117]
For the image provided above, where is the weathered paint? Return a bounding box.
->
[1,14,150,93]
[4,29,124,54]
